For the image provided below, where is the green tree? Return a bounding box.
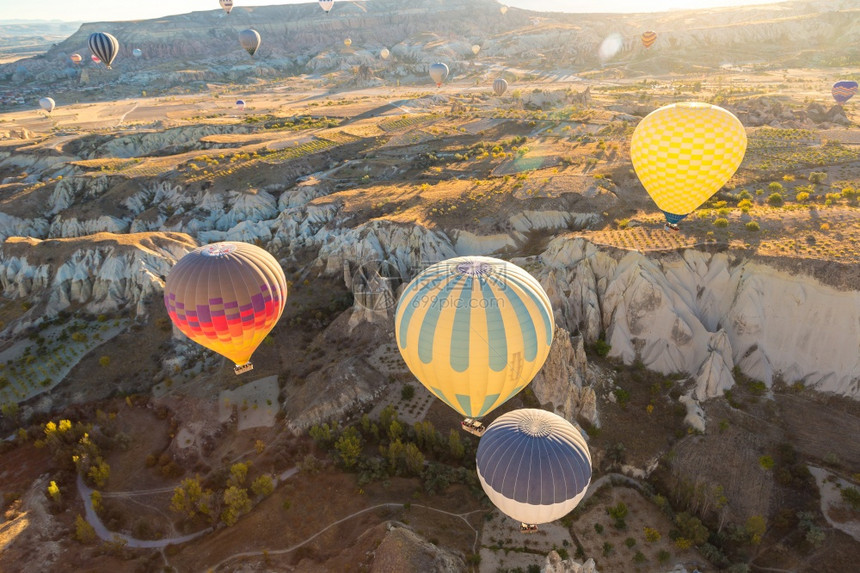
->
[170,475,212,518]
[675,512,709,546]
[74,514,96,544]
[644,526,661,543]
[745,515,766,545]
[221,486,251,526]
[840,486,860,510]
[251,474,274,497]
[334,427,363,468]
[228,462,249,487]
[404,442,425,475]
[87,458,110,488]
[448,429,465,460]
[401,384,415,401]
[90,490,102,513]
[98,355,110,367]
[47,480,61,502]
[387,418,404,442]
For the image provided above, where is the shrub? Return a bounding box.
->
[658,549,671,563]
[714,218,729,228]
[768,182,784,193]
[737,199,753,211]
[767,193,784,207]
[593,338,611,357]
[808,171,827,184]
[745,221,760,232]
[759,455,774,470]
[401,384,415,401]
[795,192,810,203]
[625,537,636,548]
[644,526,661,543]
[820,223,830,231]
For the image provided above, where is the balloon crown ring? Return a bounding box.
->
[202,243,238,257]
[518,415,553,438]
[456,260,493,277]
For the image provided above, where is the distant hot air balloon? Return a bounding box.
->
[132,48,142,58]
[429,62,449,87]
[164,242,287,375]
[380,48,390,60]
[630,102,747,228]
[493,78,508,96]
[395,256,554,424]
[832,80,858,105]
[239,29,261,57]
[88,32,119,69]
[472,44,481,55]
[220,0,233,15]
[343,38,352,47]
[91,54,101,64]
[319,0,334,14]
[641,30,658,49]
[70,53,82,64]
[500,6,508,15]
[236,99,245,110]
[39,97,55,114]
[476,409,592,529]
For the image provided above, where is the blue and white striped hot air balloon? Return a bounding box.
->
[395,256,554,420]
[476,408,592,526]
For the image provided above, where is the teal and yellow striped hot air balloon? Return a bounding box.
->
[395,256,554,419]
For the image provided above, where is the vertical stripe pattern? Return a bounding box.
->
[239,29,261,57]
[395,256,554,418]
[164,242,287,367]
[476,408,592,525]
[88,32,119,69]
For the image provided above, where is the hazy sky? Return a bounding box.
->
[1,0,789,23]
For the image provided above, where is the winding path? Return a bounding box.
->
[208,502,484,573]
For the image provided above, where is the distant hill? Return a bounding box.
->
[0,20,80,63]
[0,0,857,96]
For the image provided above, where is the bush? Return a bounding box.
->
[658,549,671,563]
[625,537,636,548]
[808,171,827,184]
[745,221,760,232]
[593,337,611,357]
[759,455,775,470]
[767,193,784,207]
[795,191,810,202]
[713,218,729,228]
[99,356,110,367]
[820,223,830,231]
[768,182,784,193]
[401,384,415,401]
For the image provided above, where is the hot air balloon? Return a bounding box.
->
[88,32,119,69]
[500,6,508,15]
[220,0,233,14]
[493,78,508,96]
[239,29,261,57]
[630,102,747,230]
[236,99,245,110]
[832,80,858,105]
[429,62,449,87]
[70,53,82,64]
[472,44,481,55]
[343,38,352,47]
[395,256,554,432]
[39,97,55,114]
[91,54,101,64]
[476,409,592,529]
[641,31,658,49]
[164,242,287,375]
[380,48,390,60]
[319,0,334,14]
[132,48,142,58]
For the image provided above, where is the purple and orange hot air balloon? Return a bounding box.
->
[832,80,858,105]
[164,242,287,374]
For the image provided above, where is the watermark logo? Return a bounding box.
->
[351,259,405,312]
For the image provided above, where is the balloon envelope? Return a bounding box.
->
[500,6,508,14]
[91,54,101,63]
[472,44,481,55]
[395,256,554,418]
[164,242,287,369]
[132,48,142,57]
[88,32,119,69]
[476,409,592,525]
[380,48,390,60]
[220,0,233,14]
[239,29,261,56]
[236,100,245,110]
[641,31,658,48]
[832,80,858,104]
[319,0,334,13]
[493,78,508,96]
[343,38,352,47]
[70,53,82,64]
[630,102,747,224]
[39,97,55,113]
[429,62,449,87]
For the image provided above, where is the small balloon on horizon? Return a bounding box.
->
[598,33,623,63]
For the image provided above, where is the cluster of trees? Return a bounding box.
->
[308,405,480,496]
[169,461,275,528]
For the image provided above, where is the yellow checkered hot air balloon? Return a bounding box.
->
[630,102,747,226]
[395,257,554,425]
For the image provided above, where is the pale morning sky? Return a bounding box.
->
[1,0,788,23]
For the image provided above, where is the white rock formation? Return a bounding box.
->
[538,237,860,398]
[530,327,598,426]
[543,551,598,573]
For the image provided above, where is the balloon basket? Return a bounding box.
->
[520,523,539,533]
[460,418,486,436]
[234,362,254,375]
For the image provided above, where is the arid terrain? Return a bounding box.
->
[0,1,858,572]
